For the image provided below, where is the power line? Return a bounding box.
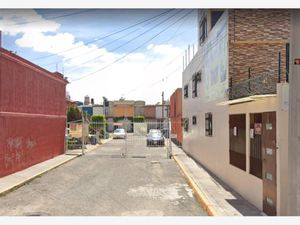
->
[39,9,176,68]
[70,10,194,82]
[40,27,141,68]
[30,9,174,61]
[1,9,94,27]
[142,9,196,71]
[128,33,228,94]
[65,9,183,74]
[43,9,177,71]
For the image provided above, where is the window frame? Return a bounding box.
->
[192,115,197,125]
[184,84,189,98]
[183,118,189,132]
[205,112,213,136]
[192,72,201,98]
[199,16,208,45]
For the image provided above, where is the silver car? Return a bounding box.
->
[146,129,165,146]
[113,128,127,139]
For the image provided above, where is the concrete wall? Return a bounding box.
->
[144,105,156,119]
[93,105,104,115]
[170,88,183,144]
[288,10,300,216]
[112,105,134,118]
[0,48,67,178]
[183,10,263,210]
[155,105,169,119]
[276,83,289,215]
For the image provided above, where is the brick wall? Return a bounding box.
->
[228,9,291,99]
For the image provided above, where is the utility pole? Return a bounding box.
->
[162,91,164,129]
[81,112,85,155]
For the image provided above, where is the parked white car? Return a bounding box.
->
[113,128,127,139]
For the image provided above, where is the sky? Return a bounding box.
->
[0,9,198,104]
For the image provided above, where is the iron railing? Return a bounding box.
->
[229,72,278,100]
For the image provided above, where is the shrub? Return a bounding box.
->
[133,116,145,123]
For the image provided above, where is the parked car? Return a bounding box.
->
[113,128,127,139]
[146,129,165,146]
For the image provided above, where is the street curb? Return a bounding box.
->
[173,154,218,216]
[0,154,82,197]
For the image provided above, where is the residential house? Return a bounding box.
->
[182,9,290,215]
[0,47,68,178]
[170,88,183,145]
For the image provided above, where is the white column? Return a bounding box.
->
[288,10,300,216]
[246,113,250,173]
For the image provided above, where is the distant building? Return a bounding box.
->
[182,9,290,215]
[84,95,90,105]
[144,105,156,121]
[170,88,183,145]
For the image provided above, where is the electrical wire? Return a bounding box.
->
[70,10,194,82]
[39,9,176,67]
[65,9,183,74]
[30,9,174,61]
[0,9,94,27]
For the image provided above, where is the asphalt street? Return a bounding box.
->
[0,134,207,216]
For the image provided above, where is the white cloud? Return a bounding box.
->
[1,10,185,104]
[0,10,60,36]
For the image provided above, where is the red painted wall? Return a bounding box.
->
[170,88,182,145]
[0,48,68,178]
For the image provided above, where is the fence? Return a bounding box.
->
[229,72,278,100]
[65,119,179,159]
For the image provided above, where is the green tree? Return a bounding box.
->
[67,106,82,122]
[90,114,107,137]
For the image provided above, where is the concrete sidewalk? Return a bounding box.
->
[0,138,112,197]
[172,143,263,216]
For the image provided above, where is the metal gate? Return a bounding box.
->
[65,118,173,159]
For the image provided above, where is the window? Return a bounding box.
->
[184,84,189,98]
[192,116,197,125]
[183,118,189,132]
[199,17,207,45]
[205,113,213,136]
[192,72,201,98]
[229,114,246,171]
[211,10,224,29]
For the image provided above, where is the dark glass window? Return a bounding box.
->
[211,10,224,29]
[184,84,189,98]
[199,17,207,44]
[205,113,213,136]
[192,72,201,98]
[183,118,189,132]
[192,116,197,125]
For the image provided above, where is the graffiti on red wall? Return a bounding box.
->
[4,136,37,169]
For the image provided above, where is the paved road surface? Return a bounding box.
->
[0,135,206,216]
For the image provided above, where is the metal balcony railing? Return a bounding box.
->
[228,72,278,100]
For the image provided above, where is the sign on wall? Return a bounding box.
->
[254,123,262,135]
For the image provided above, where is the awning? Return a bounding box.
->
[217,94,276,106]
